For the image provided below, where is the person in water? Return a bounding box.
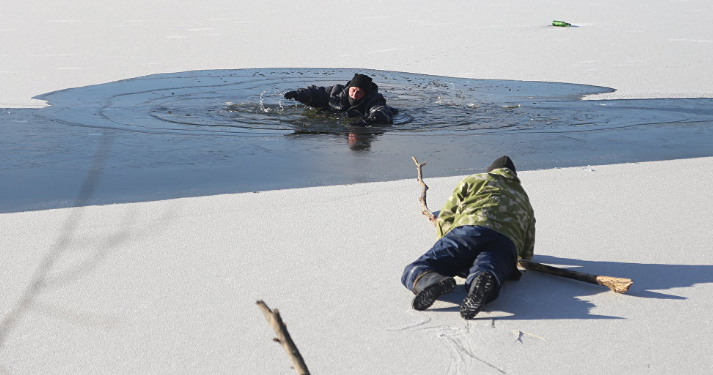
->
[283,73,395,126]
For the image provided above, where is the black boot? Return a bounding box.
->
[460,272,496,319]
[411,272,456,311]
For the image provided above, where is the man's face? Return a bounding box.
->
[348,86,366,101]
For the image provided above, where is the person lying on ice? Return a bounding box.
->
[401,156,536,319]
[283,73,395,126]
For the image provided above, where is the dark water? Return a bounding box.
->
[2,68,712,213]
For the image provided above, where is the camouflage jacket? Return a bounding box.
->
[435,168,536,260]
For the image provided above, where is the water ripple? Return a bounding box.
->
[38,68,706,137]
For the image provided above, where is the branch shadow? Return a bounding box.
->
[424,254,713,321]
[527,254,713,300]
[0,131,182,349]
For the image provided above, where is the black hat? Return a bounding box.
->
[487,156,516,174]
[350,73,373,93]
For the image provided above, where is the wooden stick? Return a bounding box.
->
[410,156,633,294]
[411,157,437,224]
[256,300,310,375]
[518,259,633,293]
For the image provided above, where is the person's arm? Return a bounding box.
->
[284,85,334,108]
[435,178,470,238]
[520,217,536,261]
[348,93,394,126]
[365,94,393,124]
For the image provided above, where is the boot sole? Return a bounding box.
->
[412,277,456,311]
[460,292,486,319]
[460,273,495,320]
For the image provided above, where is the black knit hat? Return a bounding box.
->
[487,156,517,174]
[350,73,373,93]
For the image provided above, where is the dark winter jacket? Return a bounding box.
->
[289,78,395,125]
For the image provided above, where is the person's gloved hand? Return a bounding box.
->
[284,91,299,100]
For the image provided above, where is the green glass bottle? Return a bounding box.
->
[552,20,571,27]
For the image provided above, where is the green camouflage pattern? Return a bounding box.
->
[435,168,536,260]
